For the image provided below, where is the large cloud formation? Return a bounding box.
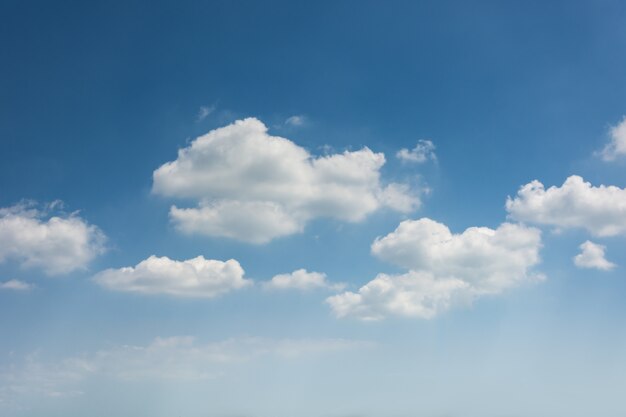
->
[153,118,419,243]
[327,218,543,320]
[94,255,250,298]
[0,202,106,276]
[506,175,626,237]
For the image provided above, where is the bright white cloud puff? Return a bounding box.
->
[152,118,420,243]
[0,202,106,276]
[93,255,250,298]
[327,271,470,321]
[263,269,345,291]
[598,116,626,161]
[327,218,543,320]
[574,240,616,271]
[506,175,626,237]
[396,139,436,163]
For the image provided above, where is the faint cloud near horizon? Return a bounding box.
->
[0,336,372,408]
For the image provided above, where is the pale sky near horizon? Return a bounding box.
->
[2,1,626,416]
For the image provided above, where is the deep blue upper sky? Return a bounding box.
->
[3,0,626,207]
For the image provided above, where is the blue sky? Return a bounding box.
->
[2,1,626,416]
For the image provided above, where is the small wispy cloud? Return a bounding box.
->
[263,269,346,292]
[0,279,35,291]
[396,139,437,164]
[196,104,216,122]
[597,116,626,161]
[284,115,306,127]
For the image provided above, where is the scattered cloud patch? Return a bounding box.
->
[574,241,616,271]
[396,139,436,164]
[153,118,420,243]
[284,115,306,127]
[0,279,35,291]
[598,116,626,161]
[0,202,106,276]
[264,269,345,291]
[328,218,543,320]
[93,255,250,298]
[506,175,626,237]
[196,104,216,122]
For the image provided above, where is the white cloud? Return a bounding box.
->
[396,139,436,163]
[598,116,626,161]
[327,271,470,320]
[328,218,543,320]
[196,104,216,122]
[574,240,616,271]
[153,118,420,243]
[506,175,626,237]
[0,202,106,276]
[372,219,543,293]
[264,269,345,291]
[170,200,302,244]
[0,336,371,406]
[379,182,423,213]
[0,279,34,291]
[284,115,305,126]
[93,255,251,298]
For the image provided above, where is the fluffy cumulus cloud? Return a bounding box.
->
[506,175,626,237]
[263,269,345,291]
[0,202,106,276]
[0,279,35,291]
[598,116,626,161]
[93,255,250,298]
[327,271,470,321]
[574,241,616,271]
[396,139,436,163]
[327,218,543,320]
[153,118,420,243]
